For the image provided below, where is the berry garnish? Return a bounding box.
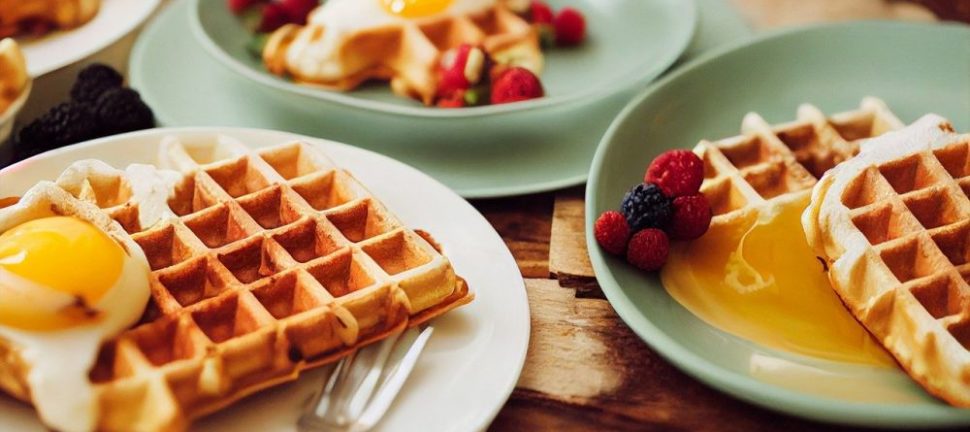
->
[436,90,466,108]
[92,88,155,136]
[278,0,318,25]
[530,1,554,24]
[16,102,98,158]
[645,150,704,198]
[69,63,123,103]
[437,44,488,100]
[553,7,586,46]
[668,194,712,240]
[626,228,669,271]
[490,67,544,104]
[620,183,672,232]
[228,0,262,14]
[259,2,289,32]
[594,211,630,255]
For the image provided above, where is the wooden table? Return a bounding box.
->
[478,2,968,430]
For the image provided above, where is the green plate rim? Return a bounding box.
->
[187,0,698,119]
[585,20,970,428]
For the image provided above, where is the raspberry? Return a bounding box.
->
[669,195,713,240]
[490,67,544,104]
[594,211,630,255]
[553,7,586,46]
[259,2,289,32]
[70,63,123,103]
[646,150,704,198]
[530,1,554,24]
[626,229,669,271]
[620,183,672,232]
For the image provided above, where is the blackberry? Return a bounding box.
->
[92,87,155,135]
[70,63,124,103]
[620,183,672,232]
[15,102,98,160]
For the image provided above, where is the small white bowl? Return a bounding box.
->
[0,79,32,146]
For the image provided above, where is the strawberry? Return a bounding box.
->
[277,0,318,25]
[228,0,262,15]
[490,67,544,104]
[554,7,586,46]
[258,2,289,32]
[436,90,467,108]
[530,1,554,24]
[437,44,488,101]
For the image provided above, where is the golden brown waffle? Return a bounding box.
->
[0,136,472,431]
[0,0,99,38]
[263,0,541,105]
[695,97,904,226]
[0,38,27,115]
[804,115,970,406]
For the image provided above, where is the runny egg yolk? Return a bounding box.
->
[0,216,124,331]
[661,195,895,367]
[382,0,454,18]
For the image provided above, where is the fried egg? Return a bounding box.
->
[310,0,498,29]
[0,193,150,432]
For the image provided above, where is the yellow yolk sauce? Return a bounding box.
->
[661,194,895,367]
[382,0,454,18]
[0,216,124,331]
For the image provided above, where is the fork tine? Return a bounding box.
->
[342,331,404,420]
[351,326,435,432]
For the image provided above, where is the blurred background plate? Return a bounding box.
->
[586,21,970,428]
[131,0,696,198]
[193,0,692,117]
[18,0,161,78]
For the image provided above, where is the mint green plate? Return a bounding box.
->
[586,21,970,428]
[192,0,692,117]
[128,0,693,198]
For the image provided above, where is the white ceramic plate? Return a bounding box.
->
[0,128,530,432]
[17,0,161,77]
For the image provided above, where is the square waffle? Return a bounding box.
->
[0,0,99,38]
[262,0,541,105]
[694,97,904,225]
[804,115,970,406]
[0,136,472,430]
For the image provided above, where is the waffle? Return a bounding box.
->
[803,115,970,406]
[0,38,27,115]
[693,97,904,230]
[262,0,542,105]
[0,0,99,38]
[0,136,472,431]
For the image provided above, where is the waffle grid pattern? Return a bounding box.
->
[24,137,470,430]
[695,98,904,220]
[840,134,970,342]
[263,1,541,104]
[803,114,970,407]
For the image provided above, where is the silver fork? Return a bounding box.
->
[298,326,434,432]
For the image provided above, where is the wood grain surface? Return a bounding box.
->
[477,2,969,430]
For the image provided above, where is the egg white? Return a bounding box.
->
[0,183,151,432]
